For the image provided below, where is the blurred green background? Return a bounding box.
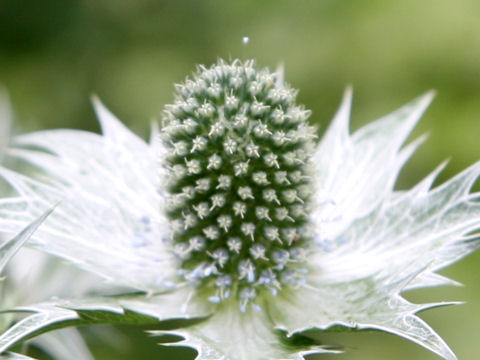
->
[1,0,479,359]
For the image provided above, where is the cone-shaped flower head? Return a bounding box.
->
[161,60,315,307]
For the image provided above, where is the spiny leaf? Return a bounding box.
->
[0,289,212,353]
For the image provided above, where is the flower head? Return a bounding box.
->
[161,60,315,308]
[0,60,479,360]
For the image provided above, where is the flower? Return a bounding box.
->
[0,59,479,360]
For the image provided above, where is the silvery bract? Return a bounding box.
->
[0,60,479,360]
[0,93,94,360]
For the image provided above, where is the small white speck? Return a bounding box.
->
[242,36,250,44]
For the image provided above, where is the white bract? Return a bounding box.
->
[0,94,94,360]
[0,60,479,360]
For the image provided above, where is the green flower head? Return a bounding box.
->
[162,60,315,308]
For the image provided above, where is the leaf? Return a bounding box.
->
[268,272,458,360]
[151,300,339,360]
[0,288,213,353]
[0,207,53,273]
